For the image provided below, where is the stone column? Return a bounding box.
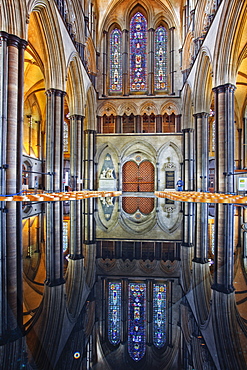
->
[84,129,96,190]
[212,204,235,293]
[116,116,122,133]
[175,114,181,132]
[147,28,155,96]
[102,30,108,97]
[45,202,65,286]
[156,115,162,133]
[213,84,236,193]
[45,89,66,192]
[183,128,195,190]
[70,114,84,191]
[194,112,209,191]
[136,115,141,133]
[122,29,129,96]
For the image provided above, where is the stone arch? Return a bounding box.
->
[121,140,156,162]
[28,2,67,91]
[182,83,194,130]
[84,86,96,130]
[117,102,138,116]
[161,101,180,116]
[182,32,194,71]
[97,102,117,117]
[194,50,213,113]
[66,53,85,116]
[140,101,158,116]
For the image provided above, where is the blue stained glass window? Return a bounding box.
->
[110,29,122,92]
[108,282,122,345]
[155,26,168,90]
[130,12,147,92]
[128,283,146,361]
[153,284,166,348]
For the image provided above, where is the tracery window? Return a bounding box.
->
[108,282,122,345]
[110,29,122,93]
[128,283,146,361]
[153,284,166,348]
[130,12,147,92]
[155,26,168,91]
[63,121,69,152]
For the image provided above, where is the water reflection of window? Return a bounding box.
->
[108,282,122,345]
[63,221,68,252]
[153,284,166,348]
[128,283,146,361]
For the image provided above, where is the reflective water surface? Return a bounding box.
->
[1,196,247,369]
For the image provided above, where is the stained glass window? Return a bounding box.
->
[110,29,122,92]
[153,284,166,348]
[130,12,147,92]
[63,122,69,152]
[108,282,121,345]
[128,283,146,361]
[155,26,168,91]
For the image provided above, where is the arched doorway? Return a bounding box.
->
[122,160,154,192]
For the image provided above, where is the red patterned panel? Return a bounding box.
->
[122,161,138,192]
[138,197,154,214]
[122,197,138,214]
[139,161,154,192]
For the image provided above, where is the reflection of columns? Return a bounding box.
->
[147,28,155,96]
[183,128,195,190]
[70,200,83,259]
[183,202,195,246]
[194,113,209,191]
[45,202,65,286]
[45,89,66,192]
[84,198,95,244]
[212,204,234,293]
[122,29,129,96]
[213,84,236,193]
[70,115,84,191]
[102,30,108,97]
[84,130,96,190]
[193,203,208,263]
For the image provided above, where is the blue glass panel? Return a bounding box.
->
[155,26,168,90]
[108,282,121,345]
[153,284,166,348]
[110,29,122,92]
[130,12,147,92]
[128,283,146,361]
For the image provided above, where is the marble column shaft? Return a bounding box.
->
[194,112,209,192]
[70,115,84,191]
[70,200,83,259]
[213,84,235,193]
[122,29,129,96]
[102,30,108,97]
[193,203,208,263]
[183,128,195,190]
[84,129,96,190]
[45,89,66,192]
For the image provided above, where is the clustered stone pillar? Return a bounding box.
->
[84,129,96,190]
[212,83,236,294]
[70,200,83,259]
[45,88,66,192]
[70,114,84,191]
[213,84,235,193]
[182,128,195,190]
[0,32,27,342]
[194,112,209,191]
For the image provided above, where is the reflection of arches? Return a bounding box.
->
[22,160,32,188]
[122,161,154,192]
[122,197,154,214]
